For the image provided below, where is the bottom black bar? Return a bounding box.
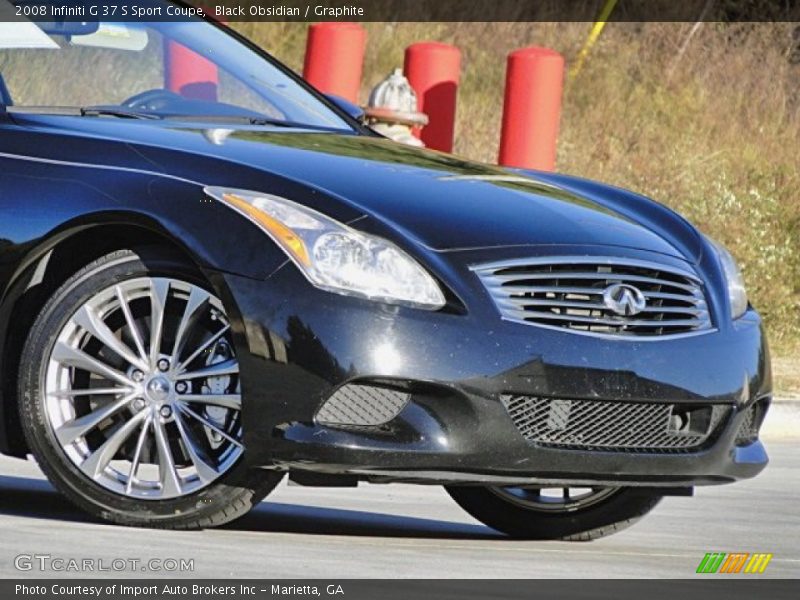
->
[3,580,799,600]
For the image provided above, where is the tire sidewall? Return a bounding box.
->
[446,485,662,540]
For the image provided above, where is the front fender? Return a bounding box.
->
[0,167,292,289]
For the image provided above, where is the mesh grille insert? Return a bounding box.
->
[735,400,766,446]
[316,384,410,427]
[502,395,728,452]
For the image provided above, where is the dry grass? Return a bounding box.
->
[773,356,800,398]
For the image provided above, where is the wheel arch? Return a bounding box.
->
[0,217,240,457]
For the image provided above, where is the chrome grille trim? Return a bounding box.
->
[472,256,714,339]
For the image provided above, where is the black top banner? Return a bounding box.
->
[4,0,800,22]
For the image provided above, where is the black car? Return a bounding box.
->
[0,5,770,539]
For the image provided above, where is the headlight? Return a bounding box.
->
[707,237,748,319]
[205,187,446,310]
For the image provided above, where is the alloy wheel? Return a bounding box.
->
[43,277,244,500]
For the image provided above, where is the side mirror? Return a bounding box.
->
[325,94,366,124]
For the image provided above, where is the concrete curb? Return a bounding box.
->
[761,399,800,440]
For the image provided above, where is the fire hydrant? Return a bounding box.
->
[365,68,429,147]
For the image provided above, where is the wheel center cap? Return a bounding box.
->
[146,376,172,402]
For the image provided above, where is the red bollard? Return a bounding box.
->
[164,42,219,102]
[303,23,366,104]
[498,47,565,171]
[404,42,461,152]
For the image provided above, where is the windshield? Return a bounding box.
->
[0,1,353,130]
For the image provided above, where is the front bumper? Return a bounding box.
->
[214,250,771,488]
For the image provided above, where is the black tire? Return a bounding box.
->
[445,485,662,541]
[19,248,283,529]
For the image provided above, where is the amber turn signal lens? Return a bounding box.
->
[221,193,311,266]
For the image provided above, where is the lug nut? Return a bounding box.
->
[159,405,173,418]
[157,359,170,372]
[132,398,146,411]
[175,382,188,394]
[131,370,145,382]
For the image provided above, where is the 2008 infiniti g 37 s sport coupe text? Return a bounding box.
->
[0,2,770,539]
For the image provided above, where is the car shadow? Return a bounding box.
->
[0,475,502,540]
[0,475,100,524]
[228,501,503,540]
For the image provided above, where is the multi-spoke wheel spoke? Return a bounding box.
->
[44,277,244,500]
[71,305,148,372]
[153,417,182,497]
[148,278,170,367]
[54,394,135,445]
[490,486,619,512]
[176,358,240,380]
[81,410,149,479]
[179,393,241,411]
[171,287,211,361]
[116,284,148,363]
[126,415,152,495]
[173,411,220,484]
[178,402,243,448]
[177,324,230,372]
[51,342,133,387]
[50,387,133,398]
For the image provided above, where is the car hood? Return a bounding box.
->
[13,118,703,261]
[191,129,702,261]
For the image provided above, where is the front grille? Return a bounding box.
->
[315,384,410,427]
[473,256,712,338]
[502,395,728,452]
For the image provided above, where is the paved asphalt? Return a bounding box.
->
[0,432,797,579]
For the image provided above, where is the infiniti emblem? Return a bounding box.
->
[602,283,647,317]
[146,377,171,402]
